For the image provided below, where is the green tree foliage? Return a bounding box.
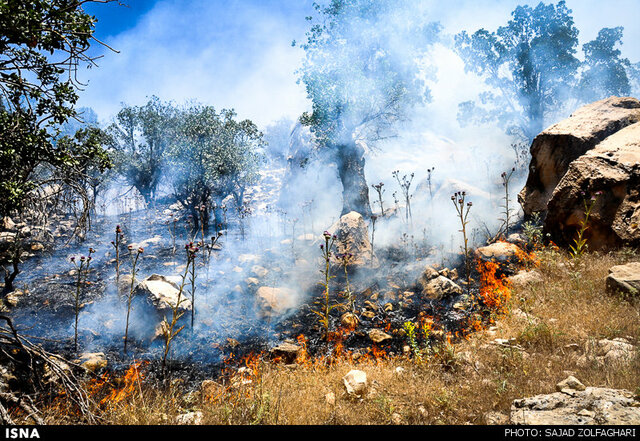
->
[455,1,580,144]
[107,96,176,204]
[579,27,632,102]
[168,105,264,231]
[0,0,115,219]
[296,0,440,216]
[456,1,638,147]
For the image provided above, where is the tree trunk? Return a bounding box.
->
[336,141,372,218]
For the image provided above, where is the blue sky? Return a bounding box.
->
[77,0,640,128]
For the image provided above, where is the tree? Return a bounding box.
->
[578,27,632,103]
[0,0,116,219]
[296,0,440,217]
[107,97,176,204]
[168,105,264,232]
[455,1,581,144]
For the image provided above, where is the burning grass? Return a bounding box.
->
[9,247,637,425]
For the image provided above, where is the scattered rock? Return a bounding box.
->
[484,411,509,425]
[368,329,392,344]
[508,270,542,288]
[511,386,640,425]
[327,211,378,268]
[340,312,359,329]
[475,241,521,265]
[421,275,462,300]
[270,342,302,363]
[343,370,367,397]
[76,352,107,373]
[325,392,336,406]
[2,217,16,231]
[606,262,640,297]
[597,338,636,365]
[133,274,192,312]
[556,375,586,393]
[175,411,203,425]
[251,265,269,278]
[255,286,298,318]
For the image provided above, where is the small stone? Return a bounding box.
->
[556,376,586,393]
[325,392,336,406]
[175,411,203,425]
[368,328,392,344]
[343,370,367,397]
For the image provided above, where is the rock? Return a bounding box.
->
[238,254,260,264]
[556,376,586,393]
[255,286,298,318]
[76,352,107,373]
[340,312,359,329]
[129,236,164,251]
[175,411,203,425]
[421,275,462,300]
[3,290,23,307]
[326,392,336,406]
[475,241,521,264]
[511,386,640,425]
[133,274,192,312]
[391,412,403,425]
[343,370,367,397]
[201,380,223,400]
[327,211,378,268]
[417,266,440,291]
[368,329,392,344]
[544,121,640,249]
[30,242,44,252]
[519,96,640,216]
[484,411,509,425]
[251,265,268,278]
[508,270,542,288]
[597,338,635,364]
[606,262,640,296]
[270,342,302,363]
[2,217,15,231]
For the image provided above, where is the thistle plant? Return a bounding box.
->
[451,191,473,294]
[392,170,415,226]
[569,191,602,259]
[370,214,378,261]
[337,253,355,314]
[426,167,435,199]
[161,244,194,373]
[186,242,198,328]
[311,231,339,339]
[124,245,143,353]
[70,247,95,351]
[371,182,385,216]
[500,168,516,237]
[111,225,124,293]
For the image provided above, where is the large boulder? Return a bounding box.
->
[133,274,192,313]
[519,96,640,216]
[327,211,378,268]
[544,121,640,249]
[511,385,640,425]
[606,262,640,297]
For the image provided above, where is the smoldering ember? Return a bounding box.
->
[0,0,639,427]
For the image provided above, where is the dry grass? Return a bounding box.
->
[27,249,640,425]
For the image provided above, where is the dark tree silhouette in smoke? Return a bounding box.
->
[579,27,633,103]
[296,0,441,217]
[455,1,581,145]
[455,1,638,148]
[107,96,177,204]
